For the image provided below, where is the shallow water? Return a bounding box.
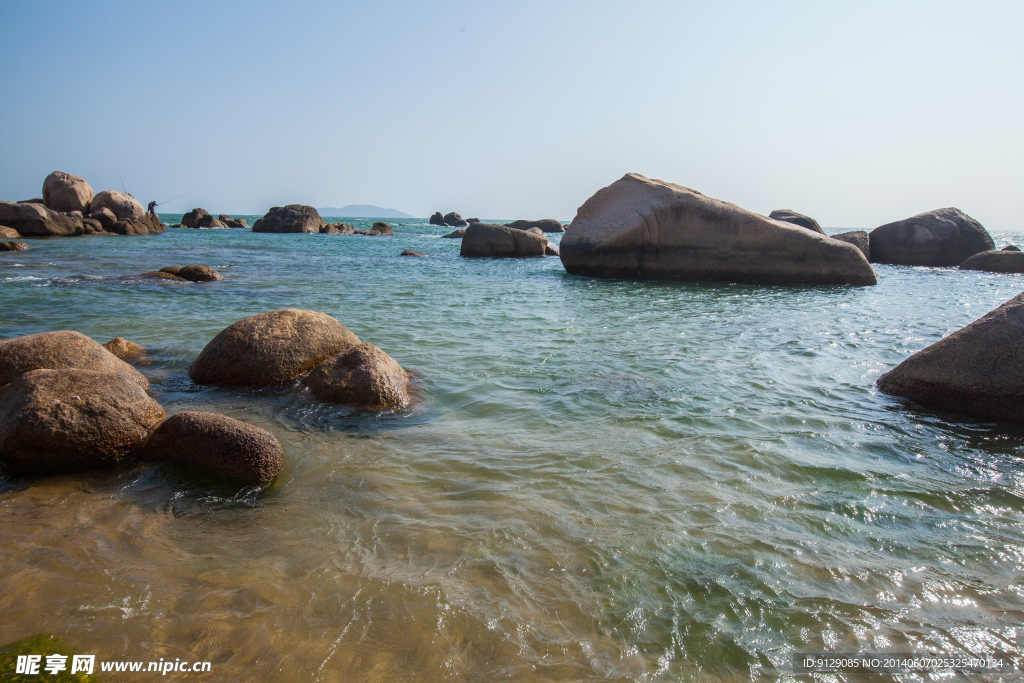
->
[1,219,1023,681]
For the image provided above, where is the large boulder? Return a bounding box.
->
[143,411,283,486]
[560,173,877,286]
[505,219,565,233]
[877,292,1024,422]
[0,201,83,237]
[90,190,145,220]
[304,343,410,410]
[0,241,29,252]
[460,222,548,258]
[252,205,324,233]
[959,250,1024,274]
[0,368,164,474]
[0,226,20,238]
[443,212,468,227]
[181,208,211,228]
[869,208,994,267]
[189,309,361,387]
[0,330,149,389]
[429,212,446,226]
[768,209,824,234]
[831,230,870,261]
[42,172,94,213]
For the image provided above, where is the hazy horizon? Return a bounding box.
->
[1,1,1021,229]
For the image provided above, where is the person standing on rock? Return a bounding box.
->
[147,200,157,216]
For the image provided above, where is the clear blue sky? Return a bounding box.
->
[1,1,1021,227]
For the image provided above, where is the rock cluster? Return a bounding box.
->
[181,208,248,229]
[430,211,468,227]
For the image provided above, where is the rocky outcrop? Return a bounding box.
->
[441,229,466,239]
[401,250,427,257]
[103,337,146,362]
[304,343,410,410]
[219,214,248,228]
[0,330,149,389]
[181,208,211,228]
[110,214,163,235]
[0,241,29,252]
[321,222,354,235]
[444,212,468,227]
[0,368,164,474]
[189,309,360,387]
[869,208,994,267]
[505,219,565,233]
[0,226,19,238]
[768,209,824,234]
[253,205,325,233]
[0,201,83,237]
[429,212,446,226]
[143,411,282,486]
[831,230,870,261]
[959,250,1024,274]
[560,173,877,286]
[460,222,549,258]
[42,172,93,213]
[877,292,1024,422]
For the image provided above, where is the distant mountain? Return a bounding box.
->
[316,205,414,218]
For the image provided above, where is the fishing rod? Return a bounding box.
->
[117,169,127,194]
[155,191,194,206]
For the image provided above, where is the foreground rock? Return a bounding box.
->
[0,241,29,252]
[103,337,146,362]
[42,172,93,213]
[304,343,410,410]
[0,368,164,474]
[190,309,360,386]
[959,250,1024,274]
[444,212,467,227]
[0,330,149,389]
[253,205,325,233]
[460,222,548,258]
[869,208,994,266]
[831,230,870,260]
[441,229,466,239]
[143,411,282,486]
[0,201,83,237]
[560,173,876,286]
[877,292,1024,422]
[0,226,19,238]
[505,219,565,233]
[768,209,824,234]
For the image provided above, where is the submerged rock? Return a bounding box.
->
[42,171,93,214]
[768,209,824,234]
[175,265,224,282]
[869,207,993,267]
[401,249,428,257]
[0,330,149,389]
[253,205,325,233]
[959,249,1024,274]
[140,270,188,281]
[560,173,876,286]
[0,201,83,237]
[505,219,565,233]
[143,411,283,486]
[103,337,146,362]
[831,230,870,261]
[189,309,360,387]
[460,222,548,258]
[877,292,1024,422]
[0,241,29,252]
[0,368,164,474]
[304,343,410,410]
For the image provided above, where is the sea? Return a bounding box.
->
[0,216,1022,681]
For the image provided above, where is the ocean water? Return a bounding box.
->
[1,218,1023,682]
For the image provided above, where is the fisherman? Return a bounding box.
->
[147,200,157,216]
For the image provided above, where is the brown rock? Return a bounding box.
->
[219,214,248,228]
[560,173,876,286]
[545,242,560,256]
[441,229,466,239]
[429,212,446,226]
[0,200,84,237]
[460,222,548,258]
[160,266,183,275]
[103,337,146,362]
[869,208,994,266]
[0,241,29,252]
[111,214,163,235]
[443,212,467,227]
[400,250,428,257]
[877,292,1024,422]
[143,411,282,487]
[90,206,117,229]
[252,205,325,233]
[181,208,211,228]
[0,368,164,474]
[81,217,107,234]
[141,271,188,281]
[959,250,1024,274]
[0,226,20,238]
[42,172,94,214]
[304,343,410,410]
[197,214,227,229]
[321,222,355,235]
[370,221,394,235]
[189,309,361,387]
[768,209,824,234]
[505,219,565,233]
[90,190,145,220]
[831,230,870,261]
[177,265,224,282]
[0,330,149,389]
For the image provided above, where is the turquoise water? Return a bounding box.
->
[1,218,1023,681]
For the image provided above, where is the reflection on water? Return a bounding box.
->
[1,221,1023,681]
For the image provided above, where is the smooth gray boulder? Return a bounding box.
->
[869,208,994,267]
[0,201,84,237]
[877,292,1024,422]
[460,223,548,258]
[560,174,877,286]
[252,205,325,233]
[768,209,824,235]
[831,230,870,261]
[42,172,94,213]
[959,250,1024,274]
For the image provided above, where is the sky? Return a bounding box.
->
[0,0,1021,228]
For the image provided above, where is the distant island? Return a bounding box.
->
[316,205,414,218]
